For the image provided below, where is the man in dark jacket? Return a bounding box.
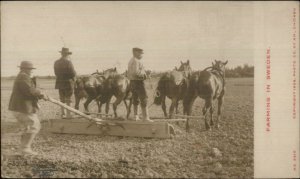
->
[54,47,76,118]
[9,61,48,155]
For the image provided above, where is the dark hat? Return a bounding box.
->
[59,47,72,55]
[18,61,36,69]
[132,47,144,54]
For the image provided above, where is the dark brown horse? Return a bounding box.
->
[74,72,106,113]
[154,60,192,118]
[75,67,132,119]
[183,60,228,131]
[74,67,118,112]
[97,70,132,119]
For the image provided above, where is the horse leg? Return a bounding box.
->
[123,100,128,110]
[123,99,129,120]
[216,94,224,129]
[203,97,213,131]
[75,95,80,110]
[105,97,112,116]
[126,99,132,119]
[169,98,177,119]
[96,100,101,118]
[99,101,104,118]
[84,96,94,114]
[161,95,168,118]
[175,101,179,114]
[113,94,125,118]
[183,95,197,132]
[209,104,214,126]
[175,100,180,125]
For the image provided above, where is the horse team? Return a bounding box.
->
[74,59,228,131]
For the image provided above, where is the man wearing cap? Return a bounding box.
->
[54,47,76,118]
[127,48,153,122]
[8,61,48,155]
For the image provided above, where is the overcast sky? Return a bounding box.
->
[1,1,254,76]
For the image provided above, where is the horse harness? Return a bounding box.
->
[204,67,226,89]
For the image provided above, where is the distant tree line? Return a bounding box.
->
[225,64,254,78]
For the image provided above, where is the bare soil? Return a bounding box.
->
[1,77,253,178]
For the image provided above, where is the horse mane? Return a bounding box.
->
[91,72,100,75]
[203,66,224,76]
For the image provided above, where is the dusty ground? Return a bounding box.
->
[1,77,253,178]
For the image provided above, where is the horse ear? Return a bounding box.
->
[224,60,228,65]
[181,61,183,65]
[114,67,117,71]
[187,60,189,64]
[214,59,217,63]
[212,62,214,66]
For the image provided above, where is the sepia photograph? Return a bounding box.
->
[1,1,298,178]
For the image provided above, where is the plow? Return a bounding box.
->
[46,97,191,139]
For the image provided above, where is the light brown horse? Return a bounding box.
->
[154,60,192,118]
[183,60,228,131]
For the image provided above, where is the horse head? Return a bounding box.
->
[212,60,228,74]
[74,76,87,90]
[177,60,192,78]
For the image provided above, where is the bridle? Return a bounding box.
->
[177,65,192,79]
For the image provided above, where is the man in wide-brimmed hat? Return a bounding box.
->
[8,61,48,155]
[127,47,153,122]
[54,47,76,118]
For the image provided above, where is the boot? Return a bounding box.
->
[142,107,153,122]
[133,105,140,121]
[66,102,73,118]
[61,106,66,119]
[20,133,38,155]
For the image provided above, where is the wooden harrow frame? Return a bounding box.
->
[46,97,188,139]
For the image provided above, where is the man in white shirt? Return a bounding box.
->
[127,48,153,122]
